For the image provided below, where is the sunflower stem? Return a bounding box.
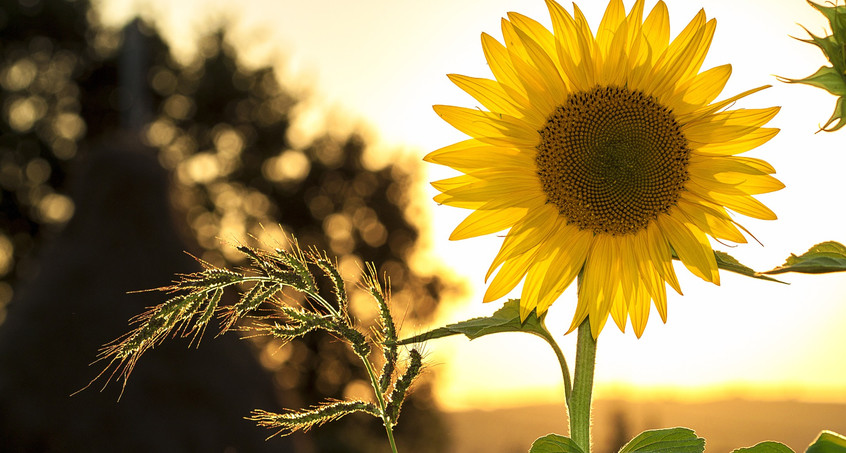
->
[569,318,596,453]
[535,321,572,404]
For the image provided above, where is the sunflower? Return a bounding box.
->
[426,0,782,338]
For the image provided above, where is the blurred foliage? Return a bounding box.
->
[0,0,454,450]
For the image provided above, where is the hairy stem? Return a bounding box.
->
[569,318,597,452]
[361,355,399,453]
[534,323,572,406]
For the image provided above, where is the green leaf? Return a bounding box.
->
[733,441,795,453]
[670,249,785,283]
[396,299,546,345]
[529,434,584,453]
[714,251,786,283]
[807,431,846,453]
[619,427,705,453]
[763,241,846,274]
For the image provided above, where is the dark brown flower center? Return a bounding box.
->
[536,85,690,235]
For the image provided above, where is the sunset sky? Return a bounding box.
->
[96,0,846,410]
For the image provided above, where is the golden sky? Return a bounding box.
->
[96,0,846,410]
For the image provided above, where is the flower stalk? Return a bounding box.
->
[569,318,597,453]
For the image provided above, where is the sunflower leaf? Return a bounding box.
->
[762,241,846,275]
[670,249,785,283]
[806,430,846,453]
[732,441,794,453]
[618,427,705,453]
[713,251,786,283]
[395,299,546,345]
[529,434,584,453]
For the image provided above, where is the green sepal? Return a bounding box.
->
[806,430,846,453]
[781,65,846,97]
[807,1,846,53]
[396,299,546,345]
[733,441,795,453]
[618,427,705,453]
[529,434,585,453]
[822,96,846,132]
[784,1,846,131]
[763,241,846,274]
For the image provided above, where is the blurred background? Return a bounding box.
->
[0,0,845,452]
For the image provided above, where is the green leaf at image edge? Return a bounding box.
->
[396,299,547,345]
[529,434,584,453]
[732,441,795,453]
[763,242,846,275]
[807,430,846,453]
[619,427,705,453]
[780,1,846,131]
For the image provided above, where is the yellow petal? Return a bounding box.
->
[425,139,535,171]
[433,104,540,148]
[571,3,599,85]
[679,85,770,124]
[507,11,558,59]
[481,32,528,96]
[545,0,591,91]
[486,204,561,279]
[596,0,625,57]
[520,245,559,320]
[436,176,541,206]
[647,19,714,100]
[579,235,617,336]
[450,205,527,240]
[511,26,568,107]
[684,107,780,146]
[690,185,778,220]
[669,64,732,115]
[609,283,629,333]
[431,173,479,193]
[446,74,533,122]
[642,0,670,59]
[629,283,652,338]
[657,213,719,284]
[645,221,682,295]
[676,195,747,243]
[693,128,779,156]
[484,244,541,302]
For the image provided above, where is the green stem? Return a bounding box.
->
[362,356,399,453]
[535,326,572,404]
[569,318,597,453]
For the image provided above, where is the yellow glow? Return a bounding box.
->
[262,150,310,183]
[0,235,13,276]
[53,113,86,141]
[38,193,75,224]
[1,58,37,91]
[7,96,47,132]
[96,0,846,410]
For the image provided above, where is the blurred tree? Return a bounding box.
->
[137,25,451,453]
[0,0,452,451]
